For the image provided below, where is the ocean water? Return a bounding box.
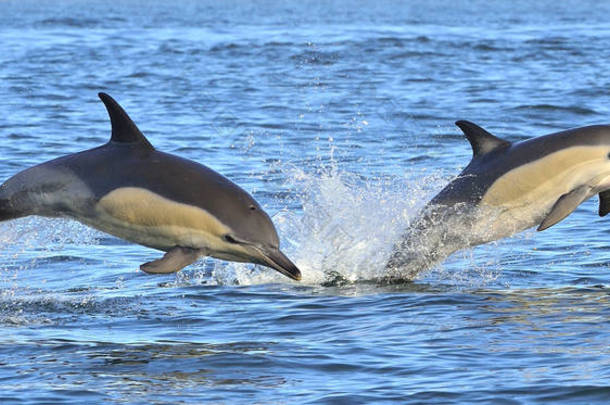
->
[2,0,610,403]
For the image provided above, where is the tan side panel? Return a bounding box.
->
[97,187,230,236]
[482,146,607,207]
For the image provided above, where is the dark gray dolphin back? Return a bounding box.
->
[61,93,280,248]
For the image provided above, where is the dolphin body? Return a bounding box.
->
[0,93,301,281]
[386,120,610,279]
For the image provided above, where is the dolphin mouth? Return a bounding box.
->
[256,247,302,281]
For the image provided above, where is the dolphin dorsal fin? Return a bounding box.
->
[455,120,510,157]
[98,92,154,150]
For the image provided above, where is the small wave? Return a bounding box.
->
[337,35,432,49]
[40,93,72,101]
[6,133,36,140]
[264,41,295,47]
[473,43,515,52]
[209,42,242,52]
[158,42,186,55]
[523,36,571,50]
[0,288,142,326]
[375,37,406,47]
[389,50,445,59]
[510,104,598,115]
[291,50,339,66]
[126,71,153,79]
[38,17,101,28]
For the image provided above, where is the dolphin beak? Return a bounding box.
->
[256,247,302,281]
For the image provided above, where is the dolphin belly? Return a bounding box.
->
[80,187,231,252]
[481,146,610,207]
[478,145,610,238]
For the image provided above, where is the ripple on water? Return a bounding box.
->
[509,103,599,116]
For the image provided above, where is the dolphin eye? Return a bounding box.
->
[249,205,256,211]
[223,234,239,244]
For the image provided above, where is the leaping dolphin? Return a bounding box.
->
[386,120,610,279]
[0,93,301,281]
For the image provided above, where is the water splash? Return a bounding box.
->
[202,161,450,286]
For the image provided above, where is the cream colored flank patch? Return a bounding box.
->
[94,187,230,250]
[482,146,609,207]
[474,146,610,241]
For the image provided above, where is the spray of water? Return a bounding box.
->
[193,160,452,286]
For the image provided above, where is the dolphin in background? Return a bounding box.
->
[386,120,610,280]
[0,93,301,281]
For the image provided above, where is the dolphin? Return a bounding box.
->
[0,93,301,281]
[386,120,610,279]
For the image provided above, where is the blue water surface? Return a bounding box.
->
[1,0,610,403]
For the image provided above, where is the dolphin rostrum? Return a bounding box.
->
[0,93,301,281]
[386,120,610,280]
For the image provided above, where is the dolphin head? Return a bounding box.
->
[208,191,301,281]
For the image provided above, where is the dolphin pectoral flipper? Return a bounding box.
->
[140,247,201,274]
[537,186,590,231]
[598,190,610,217]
